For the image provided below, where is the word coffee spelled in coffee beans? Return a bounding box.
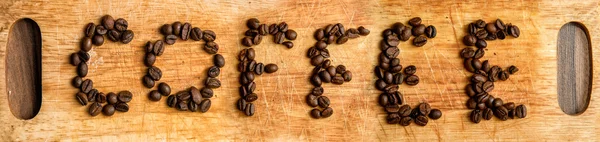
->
[307,23,369,119]
[377,19,441,126]
[237,18,292,116]
[71,15,134,117]
[461,19,527,123]
[144,21,223,113]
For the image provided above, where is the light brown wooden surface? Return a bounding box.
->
[0,0,599,141]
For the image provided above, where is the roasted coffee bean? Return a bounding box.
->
[515,104,527,118]
[418,103,431,116]
[204,41,219,54]
[242,37,253,47]
[142,75,155,88]
[148,66,162,81]
[310,109,322,119]
[306,94,319,107]
[385,34,400,47]
[72,76,83,88]
[244,93,258,102]
[107,30,121,42]
[385,47,400,59]
[189,87,202,104]
[408,17,422,27]
[390,73,404,85]
[144,53,156,67]
[494,106,509,121]
[246,18,260,29]
[310,55,324,66]
[468,23,478,35]
[167,95,177,108]
[114,18,128,32]
[470,109,482,123]
[482,108,493,120]
[164,34,177,45]
[428,109,442,120]
[90,34,104,46]
[503,102,516,110]
[387,113,401,124]
[96,92,106,103]
[245,29,259,37]
[206,77,221,88]
[118,91,133,103]
[180,22,191,40]
[399,28,412,41]
[198,87,213,98]
[346,28,360,38]
[114,102,128,112]
[472,19,485,28]
[382,71,393,84]
[318,71,332,83]
[399,117,412,126]
[247,60,257,72]
[463,35,477,46]
[378,93,389,106]
[151,40,164,56]
[311,74,322,87]
[77,62,89,77]
[404,65,417,75]
[497,30,507,40]
[424,25,436,38]
[253,35,263,45]
[81,37,93,52]
[171,21,183,36]
[271,32,284,44]
[466,98,477,109]
[495,19,506,30]
[413,35,427,47]
[342,71,352,81]
[384,104,400,113]
[375,79,387,91]
[405,75,419,86]
[188,101,199,112]
[84,23,95,37]
[76,92,88,106]
[80,79,93,94]
[414,115,428,126]
[508,25,520,38]
[486,23,497,34]
[316,96,331,108]
[176,91,191,101]
[282,29,298,40]
[102,15,115,30]
[314,28,325,40]
[475,30,488,40]
[336,35,348,44]
[102,104,115,116]
[492,98,504,108]
[498,71,509,81]
[121,30,134,44]
[473,48,485,59]
[357,26,370,35]
[264,64,278,73]
[176,101,188,111]
[87,89,98,102]
[282,41,294,48]
[392,23,405,34]
[240,72,254,85]
[160,24,173,35]
[486,32,498,40]
[105,92,117,104]
[202,30,216,42]
[475,39,487,48]
[471,74,487,83]
[485,95,496,108]
[237,99,248,111]
[412,24,426,37]
[89,102,103,116]
[148,90,161,102]
[508,65,519,74]
[460,48,475,59]
[395,105,410,117]
[208,66,220,78]
[331,76,345,85]
[245,103,255,116]
[253,62,264,75]
[321,107,333,118]
[95,25,107,35]
[70,53,81,66]
[464,58,476,73]
[199,99,211,113]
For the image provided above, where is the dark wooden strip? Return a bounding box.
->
[557,22,592,115]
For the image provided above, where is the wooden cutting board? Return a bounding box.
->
[0,0,599,141]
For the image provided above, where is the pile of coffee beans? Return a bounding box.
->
[460,19,526,123]
[377,21,441,126]
[241,18,297,48]
[70,15,134,116]
[307,23,369,119]
[385,17,437,47]
[143,21,223,113]
[236,18,284,116]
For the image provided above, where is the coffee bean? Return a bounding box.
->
[142,75,155,88]
[170,21,182,36]
[405,75,419,86]
[101,104,115,116]
[253,35,263,45]
[414,115,428,126]
[497,30,507,40]
[486,23,497,34]
[318,71,332,83]
[114,102,129,112]
[207,66,220,78]
[101,15,115,30]
[160,24,173,35]
[494,106,509,120]
[114,18,128,32]
[241,37,253,47]
[94,92,106,103]
[205,77,221,88]
[492,98,504,108]
[84,23,95,37]
[196,87,212,99]
[167,95,177,108]
[498,71,509,81]
[408,17,422,27]
[147,66,162,81]
[384,47,400,59]
[342,71,352,82]
[245,18,260,30]
[317,96,330,108]
[72,76,83,88]
[384,104,400,113]
[243,93,258,102]
[429,109,442,120]
[357,26,370,36]
[375,79,387,91]
[120,30,134,44]
[475,30,488,40]
[81,37,92,52]
[106,92,117,104]
[202,30,216,42]
[481,60,491,72]
[346,28,360,39]
[387,113,401,124]
[336,36,348,44]
[260,64,278,74]
[95,25,107,35]
[90,35,104,46]
[412,24,426,37]
[482,108,493,120]
[273,32,285,44]
[281,30,297,40]
[277,41,292,49]
[254,63,265,75]
[494,19,505,31]
[424,25,437,38]
[463,35,477,46]
[188,101,199,112]
[164,34,177,45]
[515,104,527,118]
[237,99,248,111]
[89,102,103,116]
[473,48,485,59]
[187,27,203,41]
[321,107,333,118]
[80,79,93,93]
[118,91,133,103]
[470,109,482,123]
[378,93,389,106]
[475,39,487,48]
[486,32,498,40]
[403,65,417,75]
[245,103,255,116]
[418,103,431,116]
[508,25,520,38]
[460,48,475,59]
[76,92,88,106]
[385,34,400,47]
[144,53,156,67]
[508,65,519,74]
[107,30,120,42]
[466,98,477,109]
[503,102,516,110]
[70,53,81,66]
[331,76,345,85]
[204,42,219,54]
[311,73,322,87]
[399,117,412,126]
[306,94,319,107]
[176,101,188,111]
[147,90,161,102]
[310,109,321,119]
[152,40,165,56]
[473,19,486,28]
[87,89,98,102]
[397,28,411,41]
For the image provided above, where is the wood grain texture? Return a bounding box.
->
[557,22,592,115]
[5,18,42,120]
[0,0,599,141]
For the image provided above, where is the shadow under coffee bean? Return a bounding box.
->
[141,21,223,113]
[236,18,296,116]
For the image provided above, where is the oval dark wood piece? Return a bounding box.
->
[556,22,592,115]
[6,18,42,120]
